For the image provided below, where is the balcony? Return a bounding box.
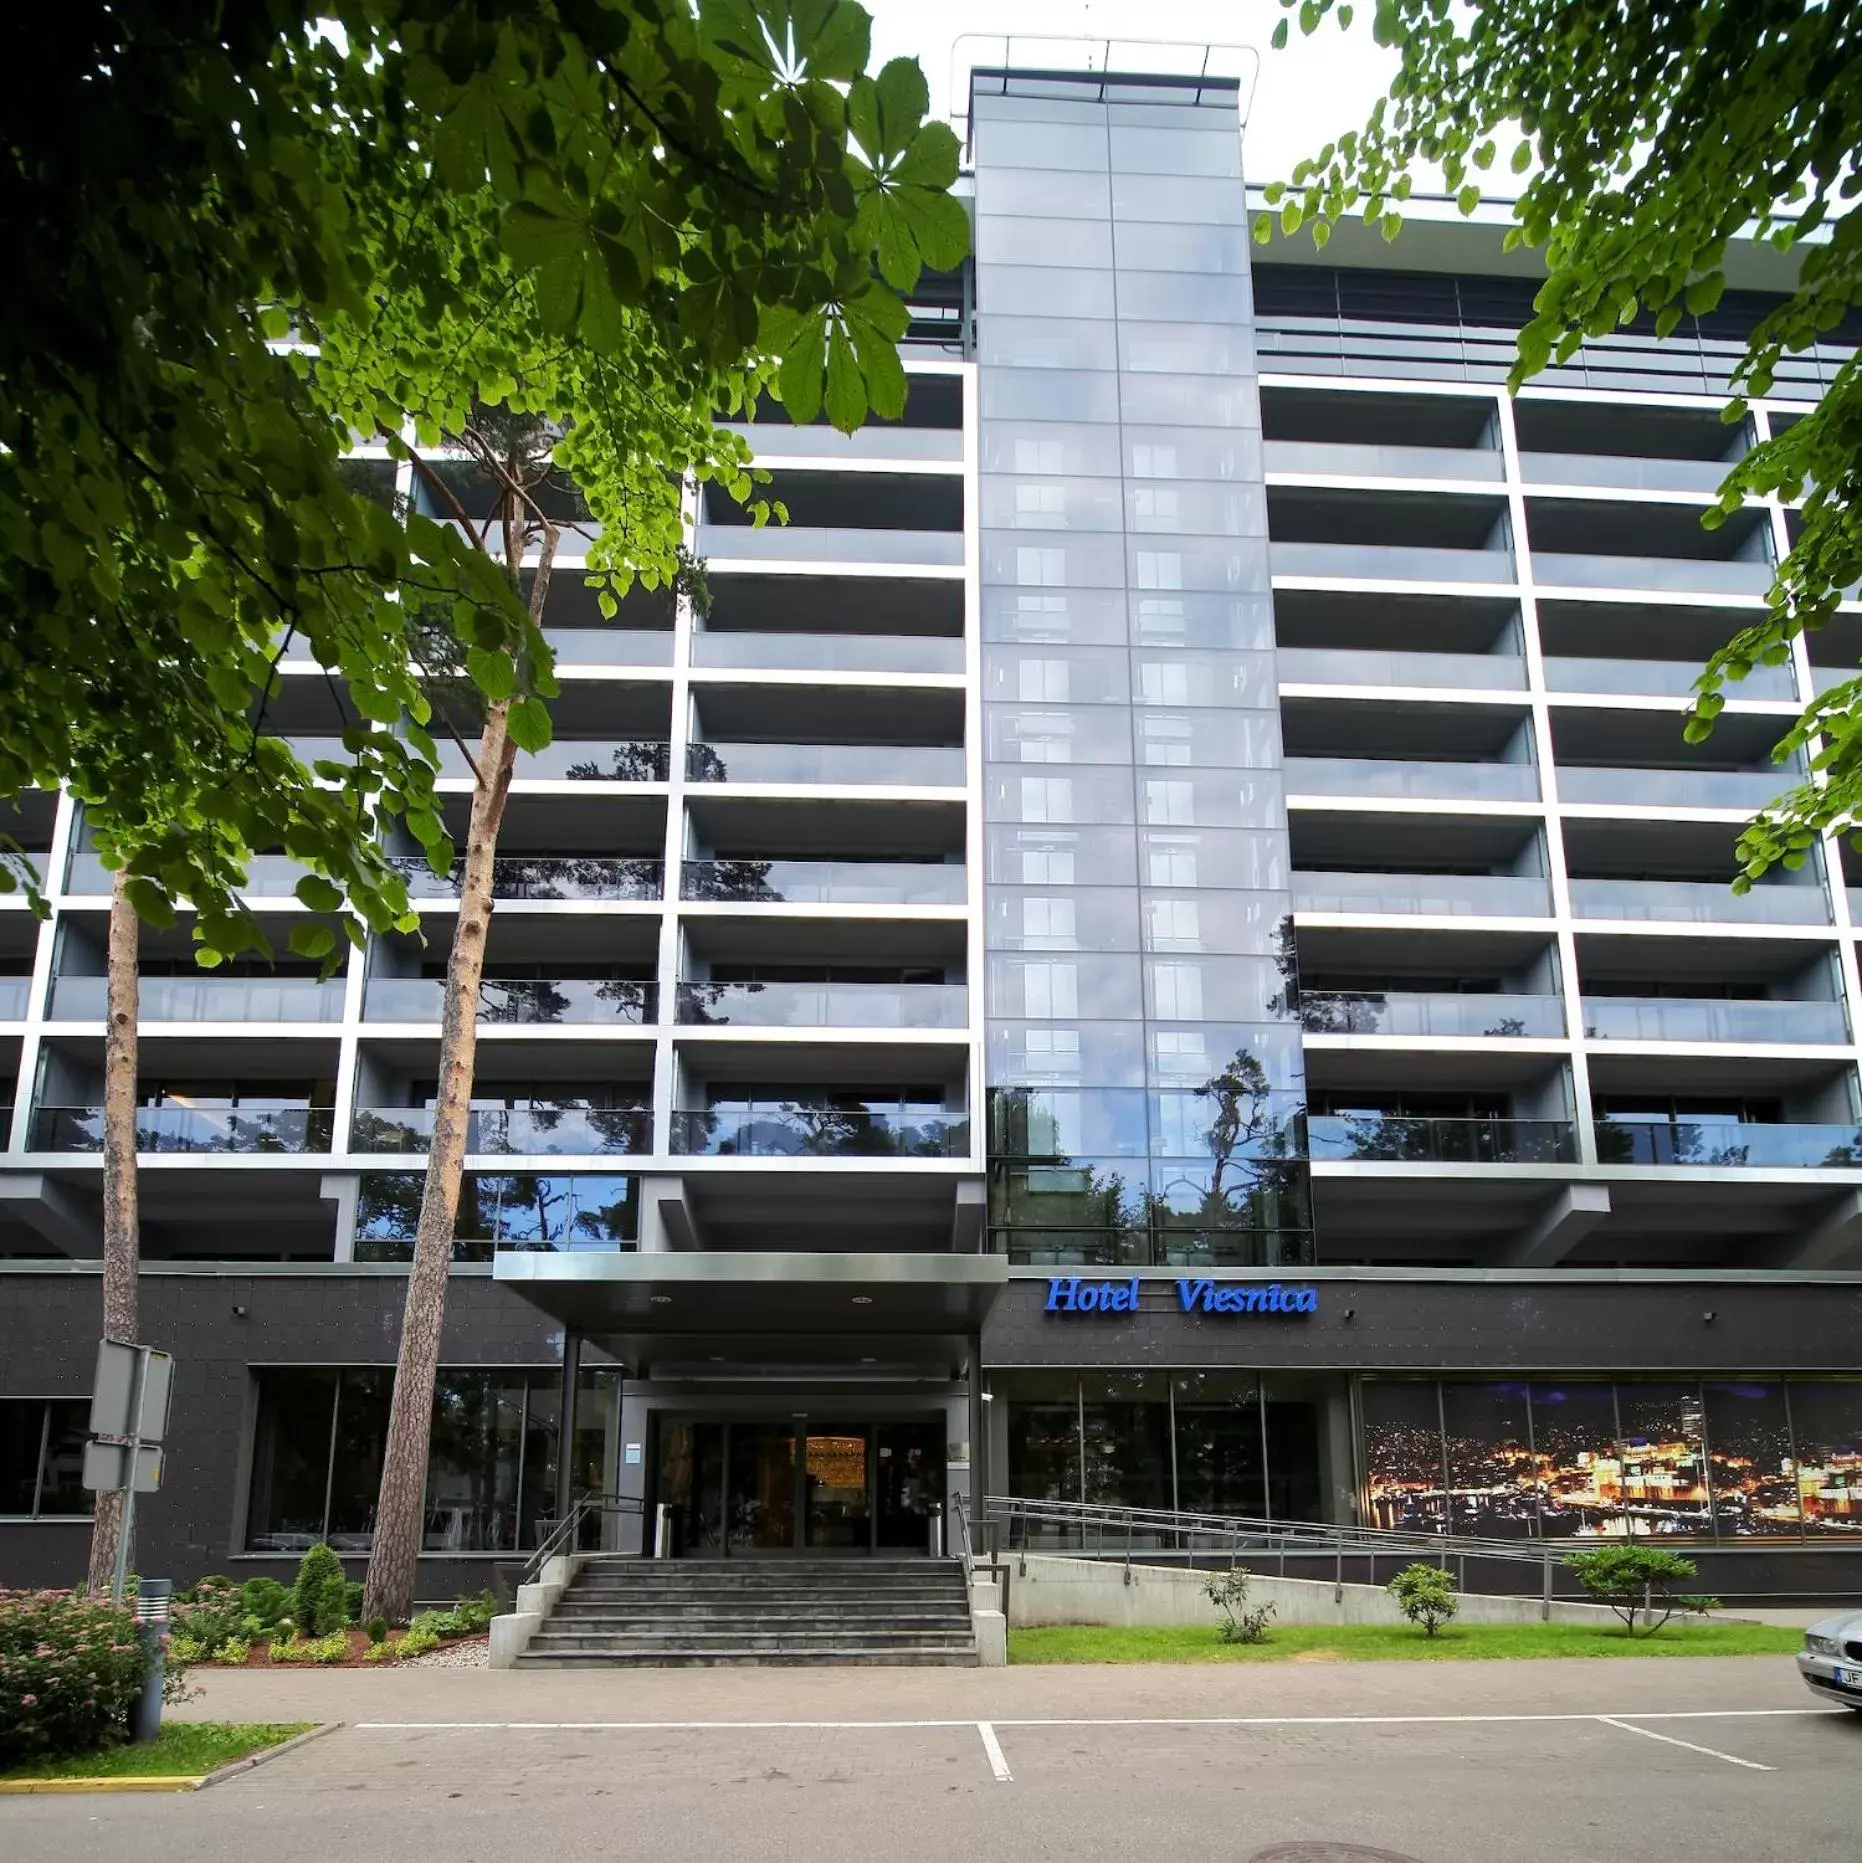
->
[697,524,963,568]
[48,975,345,1023]
[0,977,30,1018]
[1594,1119,1862,1168]
[65,850,311,897]
[1558,766,1790,811]
[1298,992,1566,1039]
[1518,454,1732,495]
[1567,879,1829,926]
[674,981,967,1030]
[396,856,663,902]
[682,860,965,907]
[690,633,964,676]
[33,1105,335,1154]
[1531,553,1771,597]
[542,628,674,667]
[1308,1113,1577,1164]
[351,1106,650,1155]
[1292,872,1552,918]
[1542,657,1796,701]
[1272,541,1515,585]
[689,742,965,787]
[720,420,964,465]
[1286,757,1539,804]
[362,978,654,1024]
[669,1107,970,1158]
[435,739,671,782]
[1276,647,1526,692]
[1581,997,1849,1045]
[1264,439,1504,482]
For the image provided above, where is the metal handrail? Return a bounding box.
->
[521,1491,642,1588]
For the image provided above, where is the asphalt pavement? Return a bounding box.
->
[4,1656,1855,1862]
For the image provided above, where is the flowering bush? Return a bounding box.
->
[0,1589,148,1763]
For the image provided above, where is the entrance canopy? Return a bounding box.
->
[493,1250,1006,1377]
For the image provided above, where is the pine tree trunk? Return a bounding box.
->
[86,869,140,1596]
[361,700,517,1624]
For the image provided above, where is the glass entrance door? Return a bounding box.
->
[875,1420,946,1550]
[803,1426,872,1550]
[725,1424,797,1552]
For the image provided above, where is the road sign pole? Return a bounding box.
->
[110,1346,147,1606]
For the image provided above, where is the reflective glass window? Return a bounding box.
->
[975,215,1115,269]
[1441,1382,1540,1538]
[1359,1381,1448,1532]
[1788,1383,1862,1536]
[979,316,1120,372]
[1529,1383,1623,1538]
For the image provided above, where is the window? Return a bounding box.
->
[245,1366,620,1554]
[0,1399,90,1518]
[354,1173,638,1261]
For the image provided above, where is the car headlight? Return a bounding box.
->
[1805,1633,1839,1657]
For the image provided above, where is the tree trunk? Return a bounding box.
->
[361,699,518,1624]
[86,870,140,1595]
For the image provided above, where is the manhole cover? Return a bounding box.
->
[1249,1848,1428,1863]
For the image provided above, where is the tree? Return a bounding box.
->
[1203,1566,1276,1644]
[1258,0,1862,886]
[1386,1561,1459,1638]
[1,1,966,947]
[1564,1544,1718,1637]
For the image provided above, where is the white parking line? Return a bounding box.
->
[976,1721,1013,1783]
[1596,1716,1775,1772]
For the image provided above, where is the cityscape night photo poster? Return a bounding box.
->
[1360,1378,1862,1539]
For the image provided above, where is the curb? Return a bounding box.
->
[198,1721,343,1789]
[0,1776,208,1795]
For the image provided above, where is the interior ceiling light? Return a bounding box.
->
[850,1295,874,1305]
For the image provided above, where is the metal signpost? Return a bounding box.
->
[83,1338,174,1605]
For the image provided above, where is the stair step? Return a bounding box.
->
[516,1649,981,1669]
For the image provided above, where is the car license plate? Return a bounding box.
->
[1836,1667,1862,1689]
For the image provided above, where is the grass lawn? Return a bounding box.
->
[0,1722,314,1782]
[1009,1621,1805,1664]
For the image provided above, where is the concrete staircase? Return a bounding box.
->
[513,1556,980,1667]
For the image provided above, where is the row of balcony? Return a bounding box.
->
[24,1105,971,1159]
[1270,541,1774,597]
[534,629,966,676]
[1297,992,1854,1046]
[1276,647,1799,702]
[1285,758,1793,810]
[20,1104,1862,1171]
[1264,438,1735,496]
[1292,872,1838,926]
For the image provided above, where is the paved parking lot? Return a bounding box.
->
[5,1659,1856,1862]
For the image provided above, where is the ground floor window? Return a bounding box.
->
[245,1365,619,1554]
[1360,1376,1862,1541]
[1000,1371,1327,1528]
[0,1398,89,1518]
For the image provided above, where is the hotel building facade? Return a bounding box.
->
[2,50,1860,1601]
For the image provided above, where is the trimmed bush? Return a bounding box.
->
[343,1580,365,1626]
[0,1589,148,1764]
[291,1545,350,1638]
[1387,1562,1460,1637]
[239,1577,293,1632]
[366,1617,389,1646]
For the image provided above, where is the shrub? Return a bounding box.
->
[170,1577,247,1655]
[1565,1545,1716,1636]
[409,1592,499,1642]
[1387,1562,1460,1637]
[1203,1566,1275,1645]
[366,1617,389,1646]
[394,1624,440,1660]
[363,1640,396,1663]
[343,1580,365,1625]
[0,1589,148,1764]
[240,1577,293,1632]
[291,1545,351,1638]
[211,1636,252,1665]
[270,1630,350,1664]
[169,1633,209,1665]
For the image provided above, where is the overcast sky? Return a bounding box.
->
[861,0,1406,187]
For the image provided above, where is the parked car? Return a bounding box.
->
[1798,1610,1862,1710]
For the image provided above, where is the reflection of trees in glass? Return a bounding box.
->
[562,741,671,781]
[676,979,765,1025]
[684,743,728,783]
[684,858,780,902]
[390,853,661,901]
[355,1172,638,1257]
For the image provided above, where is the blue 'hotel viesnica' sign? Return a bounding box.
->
[1044,1277,1319,1316]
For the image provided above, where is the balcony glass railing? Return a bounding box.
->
[689,742,965,786]
[1581,997,1849,1045]
[65,850,308,896]
[0,977,30,1019]
[351,1106,651,1154]
[1292,871,1552,917]
[1272,541,1517,585]
[1594,1119,1862,1169]
[1276,647,1527,692]
[696,523,964,567]
[33,1105,335,1153]
[690,632,965,675]
[1813,665,1861,698]
[669,1107,970,1158]
[1542,657,1796,701]
[49,975,345,1023]
[1531,552,1772,596]
[1298,992,1567,1038]
[682,859,966,906]
[1557,765,1791,810]
[1286,756,1540,803]
[542,628,674,666]
[675,981,967,1029]
[1518,453,1734,495]
[1567,878,1829,924]
[435,739,671,782]
[362,977,654,1024]
[718,422,965,464]
[1308,1113,1577,1164]
[1264,439,1506,482]
[396,856,663,902]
